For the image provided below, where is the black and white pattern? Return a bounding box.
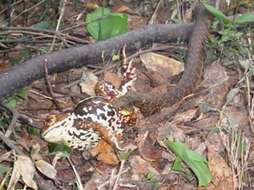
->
[74,96,124,137]
[42,113,101,150]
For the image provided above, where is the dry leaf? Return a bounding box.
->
[8,155,37,190]
[138,132,162,161]
[0,151,12,162]
[79,69,98,96]
[201,62,229,108]
[112,5,130,13]
[129,155,160,179]
[172,109,198,124]
[104,72,122,89]
[35,160,57,180]
[31,144,43,161]
[199,146,234,190]
[140,52,184,78]
[84,3,99,10]
[89,139,119,165]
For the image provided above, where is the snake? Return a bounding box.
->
[112,5,213,116]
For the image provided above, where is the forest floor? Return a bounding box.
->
[0,0,254,190]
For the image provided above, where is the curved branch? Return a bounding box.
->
[0,23,193,100]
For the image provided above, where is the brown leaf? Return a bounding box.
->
[0,151,11,162]
[140,52,184,79]
[201,62,229,108]
[79,69,98,96]
[84,3,99,10]
[31,144,43,161]
[104,72,122,89]
[129,155,159,178]
[112,5,130,13]
[89,139,119,166]
[138,131,162,161]
[35,160,57,180]
[8,155,37,190]
[157,109,198,143]
[199,146,234,190]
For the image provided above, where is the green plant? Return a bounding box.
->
[144,171,160,189]
[5,88,27,108]
[85,7,128,41]
[48,143,71,158]
[164,140,212,187]
[202,1,253,63]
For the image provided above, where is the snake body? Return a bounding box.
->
[113,5,213,116]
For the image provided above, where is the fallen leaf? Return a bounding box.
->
[171,109,198,124]
[79,68,98,96]
[35,160,57,180]
[157,109,197,143]
[31,144,43,161]
[89,139,119,165]
[112,5,130,13]
[138,131,162,161]
[104,72,122,89]
[140,52,184,79]
[129,155,160,179]
[199,146,234,190]
[7,155,37,190]
[84,2,99,10]
[0,151,12,162]
[164,140,212,187]
[201,61,229,108]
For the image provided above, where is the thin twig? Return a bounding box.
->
[0,103,40,132]
[67,157,84,190]
[49,0,67,52]
[0,27,89,44]
[43,59,62,110]
[0,131,24,155]
[4,106,19,138]
[11,0,46,23]
[148,0,163,24]
[96,45,185,75]
[112,160,126,190]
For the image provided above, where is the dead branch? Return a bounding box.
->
[0,23,193,100]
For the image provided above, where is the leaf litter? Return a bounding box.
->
[0,1,253,190]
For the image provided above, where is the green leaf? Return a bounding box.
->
[144,172,160,189]
[10,58,20,66]
[172,157,183,172]
[17,88,28,99]
[6,98,17,108]
[27,126,41,136]
[0,164,9,177]
[164,140,212,187]
[48,143,71,157]
[118,150,132,161]
[5,88,27,108]
[235,13,254,24]
[31,21,52,29]
[201,1,231,24]
[85,7,128,41]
